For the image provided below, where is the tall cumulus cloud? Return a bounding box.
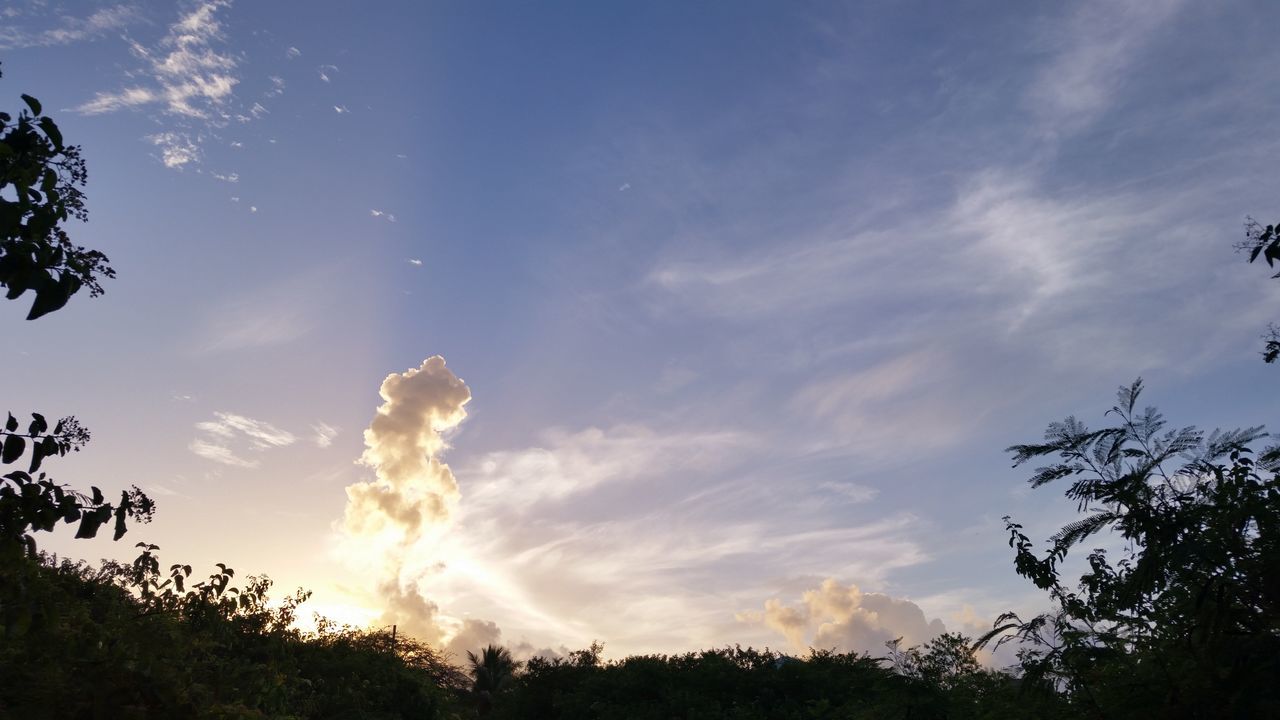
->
[339,356,509,661]
[342,356,471,544]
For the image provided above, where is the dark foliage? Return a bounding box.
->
[486,640,1070,720]
[0,68,114,320]
[980,380,1280,718]
[1236,217,1280,363]
[1,411,154,561]
[0,550,466,719]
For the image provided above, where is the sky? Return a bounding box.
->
[2,0,1279,664]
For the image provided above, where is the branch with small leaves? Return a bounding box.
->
[1237,217,1280,363]
[1,411,153,557]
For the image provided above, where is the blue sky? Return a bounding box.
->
[2,0,1278,661]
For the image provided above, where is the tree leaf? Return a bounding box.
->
[2,434,25,464]
[36,117,62,149]
[26,278,73,320]
[74,511,103,539]
[113,504,128,540]
[28,441,44,474]
[20,94,42,116]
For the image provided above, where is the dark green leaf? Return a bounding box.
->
[26,278,73,321]
[20,93,42,116]
[2,434,25,464]
[74,512,103,539]
[113,504,128,540]
[36,117,62,149]
[28,442,44,473]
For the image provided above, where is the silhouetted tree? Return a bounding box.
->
[468,643,519,714]
[0,70,149,562]
[1,412,154,558]
[1237,217,1280,363]
[0,66,114,320]
[979,379,1280,717]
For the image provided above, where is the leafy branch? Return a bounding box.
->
[1,67,115,320]
[1,411,153,558]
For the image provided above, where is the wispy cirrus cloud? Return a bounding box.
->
[77,1,239,119]
[312,422,338,448]
[190,411,296,467]
[72,1,263,171]
[1026,0,1185,138]
[464,425,747,511]
[364,417,929,656]
[0,3,139,51]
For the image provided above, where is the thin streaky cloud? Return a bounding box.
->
[313,422,339,448]
[190,411,296,468]
[77,1,239,120]
[0,4,138,51]
[1026,0,1185,137]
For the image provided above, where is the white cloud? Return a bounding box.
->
[464,425,746,510]
[334,104,349,114]
[0,4,138,50]
[738,578,946,656]
[1027,0,1184,137]
[313,422,339,448]
[190,411,296,467]
[318,64,338,82]
[74,1,250,170]
[370,209,397,222]
[380,420,929,656]
[77,86,158,114]
[286,46,301,59]
[211,171,239,183]
[78,1,238,120]
[649,223,910,321]
[343,357,471,543]
[408,259,423,267]
[189,437,257,468]
[195,271,338,351]
[147,132,201,169]
[818,481,878,504]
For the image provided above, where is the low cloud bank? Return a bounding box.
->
[738,578,947,656]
